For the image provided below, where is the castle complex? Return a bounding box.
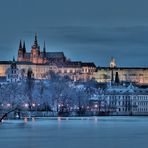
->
[0,34,148,84]
[17,34,66,64]
[0,34,96,81]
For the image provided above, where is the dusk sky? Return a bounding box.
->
[0,0,148,67]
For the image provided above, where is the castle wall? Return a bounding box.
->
[0,63,148,84]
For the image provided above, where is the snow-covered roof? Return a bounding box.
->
[104,84,148,95]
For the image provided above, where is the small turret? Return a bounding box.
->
[11,56,17,69]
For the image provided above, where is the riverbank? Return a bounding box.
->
[1,110,148,122]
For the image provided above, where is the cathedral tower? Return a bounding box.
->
[30,33,41,63]
[23,41,26,58]
[42,41,47,63]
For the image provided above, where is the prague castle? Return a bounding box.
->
[0,34,96,81]
[17,34,66,64]
[0,34,148,85]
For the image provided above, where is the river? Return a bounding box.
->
[0,117,148,148]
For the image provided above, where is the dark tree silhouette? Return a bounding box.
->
[25,68,34,110]
[115,72,120,84]
[0,108,17,122]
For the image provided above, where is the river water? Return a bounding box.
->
[0,117,148,148]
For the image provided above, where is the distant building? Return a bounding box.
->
[6,58,21,82]
[104,84,148,115]
[89,83,148,115]
[95,58,148,85]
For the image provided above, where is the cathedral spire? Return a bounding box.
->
[43,41,46,58]
[13,56,15,62]
[23,41,26,53]
[34,33,38,47]
[43,41,46,53]
[19,40,22,49]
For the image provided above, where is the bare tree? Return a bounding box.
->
[25,68,34,111]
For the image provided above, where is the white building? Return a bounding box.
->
[104,84,148,115]
[6,58,22,83]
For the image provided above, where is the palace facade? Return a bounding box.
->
[0,35,148,84]
[0,34,96,81]
[95,58,148,85]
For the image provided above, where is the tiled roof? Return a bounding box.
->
[0,61,12,64]
[82,62,96,67]
[46,52,65,58]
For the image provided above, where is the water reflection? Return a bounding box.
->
[24,117,28,123]
[0,117,148,148]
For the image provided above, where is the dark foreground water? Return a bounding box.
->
[0,117,148,148]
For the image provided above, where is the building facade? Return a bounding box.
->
[90,84,148,115]
[0,35,148,84]
[104,84,148,115]
[6,58,21,82]
[95,58,148,85]
[0,34,96,81]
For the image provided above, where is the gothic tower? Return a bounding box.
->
[23,41,26,59]
[43,41,47,63]
[17,40,24,61]
[30,33,41,63]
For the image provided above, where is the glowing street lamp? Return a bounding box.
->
[24,103,29,108]
[7,103,11,107]
[94,104,98,108]
[32,103,36,107]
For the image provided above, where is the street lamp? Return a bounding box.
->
[32,103,36,107]
[94,104,98,108]
[7,103,11,108]
[24,103,29,108]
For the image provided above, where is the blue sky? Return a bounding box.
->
[0,0,148,67]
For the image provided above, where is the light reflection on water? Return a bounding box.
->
[0,117,148,148]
